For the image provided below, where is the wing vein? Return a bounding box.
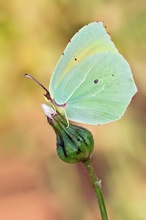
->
[65,57,100,103]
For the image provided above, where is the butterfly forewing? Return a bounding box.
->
[49,22,118,98]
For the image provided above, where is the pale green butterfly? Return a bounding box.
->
[26,21,137,125]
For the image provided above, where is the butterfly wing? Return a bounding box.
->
[49,21,137,125]
[53,52,137,124]
[66,53,137,124]
[49,22,118,98]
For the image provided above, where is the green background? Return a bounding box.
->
[0,0,145,219]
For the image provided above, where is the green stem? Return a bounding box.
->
[82,158,108,220]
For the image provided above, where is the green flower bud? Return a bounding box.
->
[42,104,94,163]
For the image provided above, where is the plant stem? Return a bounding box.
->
[82,158,108,220]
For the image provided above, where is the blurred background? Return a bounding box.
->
[0,0,145,219]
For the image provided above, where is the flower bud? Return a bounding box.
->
[42,104,94,163]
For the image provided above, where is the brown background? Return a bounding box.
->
[0,0,145,219]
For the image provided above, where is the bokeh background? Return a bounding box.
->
[0,0,145,219]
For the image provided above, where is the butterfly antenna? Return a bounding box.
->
[25,74,51,100]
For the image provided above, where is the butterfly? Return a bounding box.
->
[26,22,137,125]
